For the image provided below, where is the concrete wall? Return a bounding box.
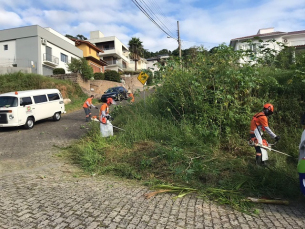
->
[16,36,39,74]
[0,67,31,74]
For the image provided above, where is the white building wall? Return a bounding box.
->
[234,37,283,64]
[44,27,75,45]
[0,40,16,66]
[40,41,81,73]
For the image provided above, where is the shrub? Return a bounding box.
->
[123,70,141,75]
[53,68,65,75]
[94,72,105,80]
[141,69,153,85]
[104,70,121,82]
[67,57,94,80]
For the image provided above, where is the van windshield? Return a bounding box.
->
[0,96,18,108]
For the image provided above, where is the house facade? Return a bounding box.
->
[229,27,305,63]
[0,25,83,75]
[130,58,148,71]
[146,55,170,72]
[88,31,132,72]
[70,38,108,73]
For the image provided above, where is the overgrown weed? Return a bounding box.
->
[68,43,305,212]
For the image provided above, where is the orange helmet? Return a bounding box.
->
[263,103,274,116]
[106,98,116,105]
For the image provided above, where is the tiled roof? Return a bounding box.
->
[70,38,104,53]
[85,56,108,66]
[231,29,305,42]
[286,30,305,35]
[230,31,285,41]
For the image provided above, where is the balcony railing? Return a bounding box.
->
[105,60,120,65]
[43,53,59,66]
[103,47,115,50]
[105,60,129,69]
[290,40,305,46]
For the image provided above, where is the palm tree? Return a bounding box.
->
[128,37,144,71]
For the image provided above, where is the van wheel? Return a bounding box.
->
[24,117,34,129]
[53,112,61,121]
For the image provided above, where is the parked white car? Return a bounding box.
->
[0,89,66,129]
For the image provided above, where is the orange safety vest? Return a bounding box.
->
[99,103,109,124]
[250,112,268,134]
[83,98,93,108]
[129,93,134,102]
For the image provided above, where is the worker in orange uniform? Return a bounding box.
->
[128,90,134,103]
[249,103,280,165]
[99,98,116,137]
[83,95,98,122]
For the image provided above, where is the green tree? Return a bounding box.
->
[76,34,87,40]
[104,70,121,82]
[128,37,144,71]
[157,49,171,55]
[67,58,94,80]
[143,49,154,59]
[65,34,87,40]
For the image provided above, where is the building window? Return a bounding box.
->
[4,45,8,50]
[61,53,68,63]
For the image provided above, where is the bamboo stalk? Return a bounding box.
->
[247,197,289,205]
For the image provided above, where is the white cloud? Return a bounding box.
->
[0,9,23,27]
[0,0,305,52]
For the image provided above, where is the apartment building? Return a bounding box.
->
[88,31,132,72]
[0,25,83,75]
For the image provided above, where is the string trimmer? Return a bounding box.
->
[248,140,292,157]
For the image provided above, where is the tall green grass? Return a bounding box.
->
[68,45,305,212]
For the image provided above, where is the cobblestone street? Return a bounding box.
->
[1,160,305,229]
[1,108,305,228]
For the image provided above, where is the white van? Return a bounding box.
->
[0,89,66,129]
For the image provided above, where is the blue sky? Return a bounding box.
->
[0,0,305,52]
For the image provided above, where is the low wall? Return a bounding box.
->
[0,67,32,74]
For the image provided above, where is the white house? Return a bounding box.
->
[146,55,170,73]
[130,58,148,71]
[88,31,133,72]
[229,27,305,63]
[0,25,83,75]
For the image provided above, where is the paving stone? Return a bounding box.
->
[2,161,305,229]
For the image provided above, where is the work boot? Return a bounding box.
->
[261,160,267,167]
[256,155,262,165]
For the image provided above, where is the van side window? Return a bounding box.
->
[20,97,32,106]
[47,93,60,101]
[33,95,47,104]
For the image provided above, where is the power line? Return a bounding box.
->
[139,0,175,37]
[132,0,177,39]
[144,0,176,38]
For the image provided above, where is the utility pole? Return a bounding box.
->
[177,21,181,59]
